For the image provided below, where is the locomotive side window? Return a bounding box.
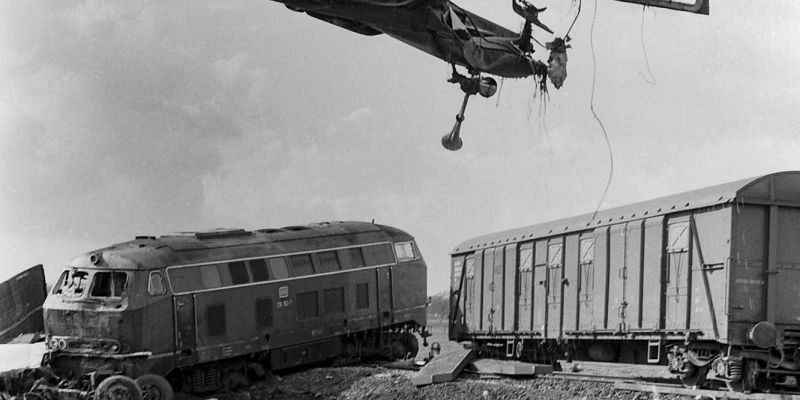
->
[168,267,203,293]
[249,259,270,282]
[395,241,416,262]
[350,248,366,268]
[228,261,250,285]
[324,287,345,314]
[268,257,290,280]
[90,272,127,298]
[148,271,166,296]
[317,251,341,273]
[207,304,226,336]
[355,283,369,309]
[297,291,320,319]
[200,264,223,289]
[337,249,354,269]
[255,298,273,327]
[362,243,395,266]
[290,254,315,276]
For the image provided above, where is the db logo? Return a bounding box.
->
[279,286,289,298]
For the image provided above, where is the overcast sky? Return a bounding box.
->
[1,0,799,294]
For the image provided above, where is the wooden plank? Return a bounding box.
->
[468,359,553,376]
[614,381,800,400]
[411,348,474,386]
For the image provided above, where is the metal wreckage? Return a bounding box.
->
[271,0,709,150]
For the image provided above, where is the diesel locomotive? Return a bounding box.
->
[42,221,428,399]
[448,171,800,392]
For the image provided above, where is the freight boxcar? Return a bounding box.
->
[448,171,800,392]
[43,221,428,400]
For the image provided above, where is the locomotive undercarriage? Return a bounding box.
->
[19,324,427,400]
[668,341,800,392]
[169,323,426,394]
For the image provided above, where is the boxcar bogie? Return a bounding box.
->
[449,172,800,392]
[43,221,428,396]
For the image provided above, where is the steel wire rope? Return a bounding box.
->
[639,6,657,85]
[588,0,614,222]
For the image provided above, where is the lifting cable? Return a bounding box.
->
[589,0,614,222]
[639,6,657,85]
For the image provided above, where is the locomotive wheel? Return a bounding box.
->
[135,374,174,400]
[96,375,142,400]
[679,364,707,388]
[399,332,419,359]
[222,371,250,391]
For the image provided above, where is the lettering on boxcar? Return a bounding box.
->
[735,279,765,285]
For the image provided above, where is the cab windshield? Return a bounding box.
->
[53,269,128,298]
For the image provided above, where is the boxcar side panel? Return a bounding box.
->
[625,220,643,330]
[533,240,548,333]
[503,244,517,331]
[493,247,505,331]
[689,208,731,338]
[729,205,767,324]
[665,215,691,330]
[608,224,626,331]
[470,250,484,332]
[482,248,496,331]
[775,206,800,325]
[546,238,564,338]
[593,227,610,329]
[641,217,664,331]
[517,243,535,332]
[577,233,595,331]
[564,234,580,333]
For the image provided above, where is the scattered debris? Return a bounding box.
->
[411,348,474,386]
[467,359,553,377]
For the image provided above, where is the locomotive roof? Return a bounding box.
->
[452,171,800,254]
[69,221,413,269]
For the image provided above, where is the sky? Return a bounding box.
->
[1,0,799,295]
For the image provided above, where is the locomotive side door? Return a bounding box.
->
[376,266,393,325]
[173,293,196,365]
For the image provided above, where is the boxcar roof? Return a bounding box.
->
[452,171,800,254]
[69,221,413,269]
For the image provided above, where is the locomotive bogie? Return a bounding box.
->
[448,172,800,390]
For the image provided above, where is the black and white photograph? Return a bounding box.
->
[1,0,799,399]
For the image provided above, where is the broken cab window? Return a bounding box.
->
[90,272,128,298]
[148,271,166,296]
[54,269,91,297]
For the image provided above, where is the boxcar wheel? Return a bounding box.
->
[96,375,142,400]
[679,364,707,388]
[135,374,174,400]
[726,359,763,393]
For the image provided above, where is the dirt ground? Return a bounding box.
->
[213,321,691,400]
